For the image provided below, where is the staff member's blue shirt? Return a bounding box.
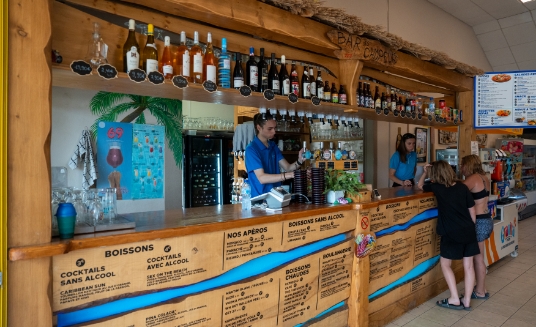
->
[389,151,417,181]
[245,137,284,197]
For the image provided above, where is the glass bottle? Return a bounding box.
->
[322,142,331,161]
[217,37,231,88]
[302,141,312,160]
[323,80,331,102]
[381,92,387,110]
[331,83,338,103]
[257,48,268,92]
[357,82,363,107]
[314,142,323,161]
[173,31,190,80]
[203,32,217,83]
[279,55,290,95]
[339,85,347,105]
[190,31,204,84]
[122,19,139,73]
[142,24,158,73]
[390,90,396,111]
[290,63,300,96]
[301,66,310,99]
[316,70,323,99]
[87,22,108,68]
[334,142,343,160]
[245,47,257,91]
[397,95,404,112]
[233,52,244,89]
[405,97,411,114]
[341,143,349,160]
[374,86,381,110]
[268,53,280,94]
[309,67,316,98]
[159,36,173,79]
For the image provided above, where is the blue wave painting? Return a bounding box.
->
[58,234,347,327]
[294,301,345,327]
[369,255,440,301]
[375,208,438,238]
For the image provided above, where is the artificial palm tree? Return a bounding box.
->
[89,91,183,168]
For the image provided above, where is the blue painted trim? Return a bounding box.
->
[293,301,345,327]
[375,208,438,238]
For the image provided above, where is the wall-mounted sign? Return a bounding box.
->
[475,71,536,129]
[327,31,398,66]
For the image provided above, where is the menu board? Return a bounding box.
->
[475,71,536,128]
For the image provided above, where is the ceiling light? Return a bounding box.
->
[521,0,534,3]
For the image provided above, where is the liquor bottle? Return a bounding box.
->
[87,22,108,68]
[429,97,436,116]
[159,36,173,79]
[257,48,268,92]
[391,90,397,111]
[404,97,411,113]
[357,82,363,107]
[290,63,299,96]
[301,66,310,99]
[316,70,323,99]
[323,80,331,102]
[339,85,347,105]
[218,38,231,88]
[190,31,204,84]
[245,47,257,91]
[381,92,387,110]
[366,84,373,108]
[374,86,381,110]
[386,91,391,109]
[268,53,280,94]
[122,19,140,73]
[341,144,348,160]
[410,94,416,113]
[203,32,217,83]
[334,142,343,160]
[302,141,312,160]
[233,52,244,89]
[329,142,335,160]
[173,31,190,80]
[309,67,316,98]
[142,24,158,73]
[314,142,323,161]
[322,142,332,161]
[330,83,338,103]
[397,95,403,112]
[279,55,290,95]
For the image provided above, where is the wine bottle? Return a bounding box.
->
[374,86,381,110]
[309,67,316,98]
[357,82,363,107]
[279,55,290,95]
[381,92,387,110]
[323,80,331,102]
[203,32,217,83]
[218,38,231,88]
[233,52,244,89]
[173,31,190,80]
[339,85,347,105]
[122,19,140,73]
[410,94,416,113]
[142,24,158,73]
[301,66,310,99]
[290,63,299,96]
[365,83,371,108]
[386,91,391,109]
[190,31,203,84]
[331,83,338,103]
[316,70,323,99]
[245,47,258,91]
[404,97,411,113]
[268,53,280,94]
[159,36,173,79]
[257,48,268,92]
[391,90,397,111]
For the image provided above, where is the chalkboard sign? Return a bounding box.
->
[97,64,118,80]
[417,113,423,120]
[203,80,218,92]
[128,69,146,83]
[263,89,275,101]
[148,71,165,85]
[428,114,433,121]
[411,112,416,120]
[311,96,321,106]
[172,75,189,88]
[70,60,92,76]
[239,85,252,97]
[383,108,390,116]
[375,108,381,115]
[393,109,400,117]
[288,93,299,104]
[400,111,406,118]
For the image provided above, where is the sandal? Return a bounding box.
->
[436,298,463,310]
[460,297,473,311]
[471,290,490,300]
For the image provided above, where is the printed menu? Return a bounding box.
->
[475,71,536,128]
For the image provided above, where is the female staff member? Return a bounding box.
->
[461,154,493,300]
[389,133,417,187]
[245,113,304,197]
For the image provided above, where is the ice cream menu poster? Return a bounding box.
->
[97,122,165,200]
[475,70,536,129]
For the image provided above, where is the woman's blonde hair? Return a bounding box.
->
[461,154,485,175]
[428,160,457,187]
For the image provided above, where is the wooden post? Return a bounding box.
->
[338,60,363,106]
[348,207,369,327]
[8,0,53,325]
[457,91,475,164]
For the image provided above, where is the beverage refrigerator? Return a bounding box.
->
[183,133,234,208]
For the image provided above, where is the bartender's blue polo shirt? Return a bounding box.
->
[389,151,417,181]
[245,137,284,197]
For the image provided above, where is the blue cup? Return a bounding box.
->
[56,203,77,239]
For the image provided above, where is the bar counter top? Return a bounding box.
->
[9,186,430,261]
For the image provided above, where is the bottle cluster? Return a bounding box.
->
[312,142,358,161]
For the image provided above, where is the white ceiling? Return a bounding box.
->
[427,0,536,72]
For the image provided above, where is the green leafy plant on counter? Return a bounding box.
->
[324,169,366,197]
[89,92,183,168]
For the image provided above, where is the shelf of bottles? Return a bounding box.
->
[58,19,461,127]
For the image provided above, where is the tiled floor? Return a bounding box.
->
[384,217,536,327]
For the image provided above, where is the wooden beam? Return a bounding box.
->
[8,0,54,325]
[361,67,455,95]
[339,60,363,106]
[457,91,475,165]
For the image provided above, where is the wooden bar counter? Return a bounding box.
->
[8,187,462,327]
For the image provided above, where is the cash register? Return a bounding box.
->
[250,186,292,209]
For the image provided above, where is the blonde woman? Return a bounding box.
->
[418,161,478,311]
[461,155,493,300]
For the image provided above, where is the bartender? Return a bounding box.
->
[389,133,417,187]
[245,113,304,197]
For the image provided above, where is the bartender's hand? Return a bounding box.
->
[403,179,413,187]
[298,148,305,161]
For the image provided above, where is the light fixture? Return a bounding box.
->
[521,0,534,3]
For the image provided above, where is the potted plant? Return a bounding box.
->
[324,169,366,204]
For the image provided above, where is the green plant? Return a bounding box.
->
[324,169,365,196]
[89,92,183,168]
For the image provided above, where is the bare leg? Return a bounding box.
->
[461,256,475,308]
[440,257,460,305]
[473,241,487,297]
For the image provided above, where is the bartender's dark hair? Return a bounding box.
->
[397,133,415,163]
[253,113,274,135]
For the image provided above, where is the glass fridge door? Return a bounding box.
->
[190,138,223,207]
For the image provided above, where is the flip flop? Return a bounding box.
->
[460,297,473,311]
[436,298,463,310]
[471,290,490,300]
